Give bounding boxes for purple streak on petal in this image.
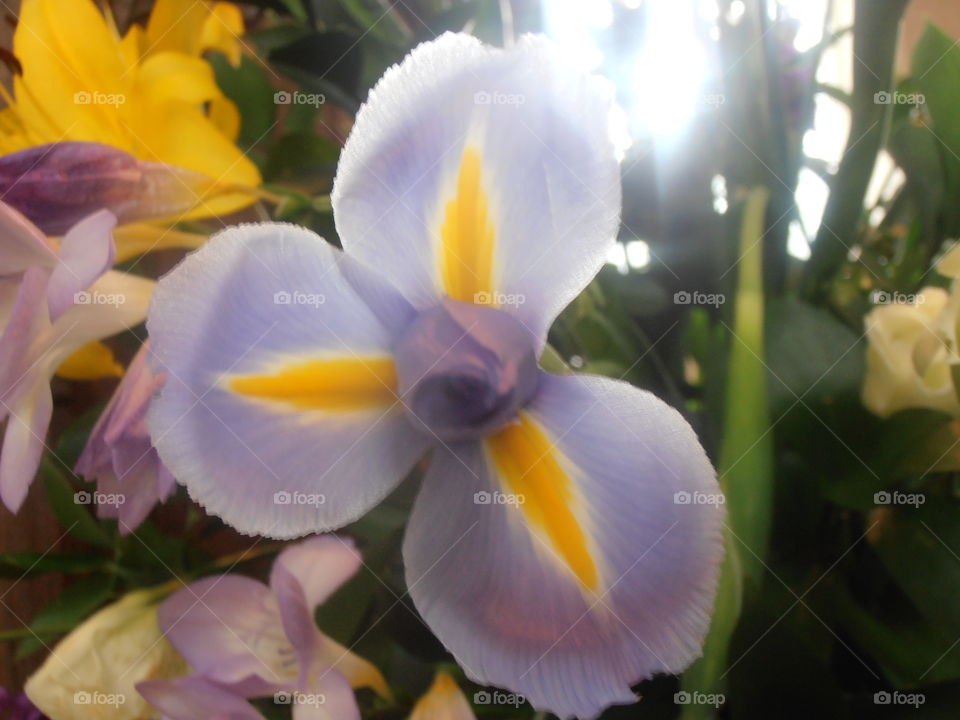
[0,202,57,276]
[76,342,173,533]
[394,297,539,442]
[46,210,116,322]
[269,536,361,687]
[137,677,266,720]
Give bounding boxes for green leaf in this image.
[0,552,108,579]
[912,23,960,235]
[832,581,960,687]
[15,574,115,659]
[871,497,960,639]
[719,186,774,584]
[209,54,278,151]
[40,457,111,548]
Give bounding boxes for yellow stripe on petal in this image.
[486,413,599,592]
[228,357,398,412]
[439,146,496,304]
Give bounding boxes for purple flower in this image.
[137,535,388,720]
[75,342,175,533]
[0,204,154,512]
[146,33,725,718]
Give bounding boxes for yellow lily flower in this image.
[1,0,260,218]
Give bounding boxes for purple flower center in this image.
[393,297,539,442]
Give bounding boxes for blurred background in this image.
[4,0,960,717]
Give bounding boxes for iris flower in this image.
[0,205,153,511]
[148,33,723,718]
[0,0,260,217]
[137,536,386,720]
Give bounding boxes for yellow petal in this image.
[201,3,245,67]
[55,341,123,380]
[136,51,223,105]
[209,95,241,142]
[14,0,130,145]
[145,0,209,57]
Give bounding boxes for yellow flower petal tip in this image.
[56,340,124,380]
[408,672,476,720]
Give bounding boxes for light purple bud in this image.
[393,298,539,442]
[0,142,214,235]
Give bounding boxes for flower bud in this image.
[0,142,220,234]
